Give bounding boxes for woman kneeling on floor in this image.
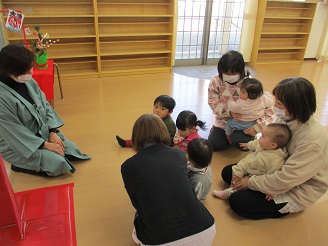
[0,44,90,177]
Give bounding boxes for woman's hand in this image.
[43,141,65,156]
[244,127,256,137]
[231,174,241,185]
[232,176,250,191]
[230,112,242,122]
[265,194,274,201]
[49,132,65,148]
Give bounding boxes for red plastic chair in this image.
[0,154,77,246]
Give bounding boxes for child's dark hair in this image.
[218,50,250,80]
[266,123,291,148]
[154,95,176,112]
[241,78,263,99]
[188,138,213,168]
[176,110,206,131]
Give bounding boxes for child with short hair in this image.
[213,123,291,200]
[187,138,213,201]
[116,95,176,147]
[226,78,274,144]
[173,110,206,152]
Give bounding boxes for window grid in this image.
[176,0,245,61]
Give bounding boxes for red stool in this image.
[0,155,77,246]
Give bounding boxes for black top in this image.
[121,143,214,245]
[0,72,34,104]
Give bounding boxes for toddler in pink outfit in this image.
[226,78,274,144]
[173,110,206,152]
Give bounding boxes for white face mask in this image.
[11,74,33,83]
[274,106,291,121]
[222,74,240,84]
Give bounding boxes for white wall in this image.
[305,2,328,58]
[239,0,258,62]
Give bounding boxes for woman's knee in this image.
[208,138,226,151]
[208,127,228,151]
[231,130,254,149]
[221,164,234,184]
[40,150,72,176]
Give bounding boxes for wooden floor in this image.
[5,60,328,245]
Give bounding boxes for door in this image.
[175,0,246,66]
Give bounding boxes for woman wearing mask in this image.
[0,44,90,177]
[220,77,328,219]
[208,50,275,150]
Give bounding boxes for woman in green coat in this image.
[0,44,90,177]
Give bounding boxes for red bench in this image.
[0,155,77,245]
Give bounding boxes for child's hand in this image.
[173,132,184,145]
[230,112,242,122]
[265,194,274,201]
[239,143,248,150]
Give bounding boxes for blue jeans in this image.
[225,119,256,136]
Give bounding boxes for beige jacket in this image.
[232,139,287,178]
[248,116,328,211]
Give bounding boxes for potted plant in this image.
[29,25,58,70]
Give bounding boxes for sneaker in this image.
[213,189,230,200]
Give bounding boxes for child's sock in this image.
[116,135,126,147]
[213,189,230,200]
[125,139,132,147]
